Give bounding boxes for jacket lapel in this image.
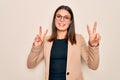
[66,41,72,72]
[44,40,53,77]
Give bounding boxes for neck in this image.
[57,30,67,39]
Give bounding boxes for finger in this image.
[87,25,91,36]
[96,33,101,41]
[39,26,42,35]
[95,33,101,41]
[93,22,97,33]
[35,35,40,42]
[43,29,48,39]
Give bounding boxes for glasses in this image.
[55,14,71,22]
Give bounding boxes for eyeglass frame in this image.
[55,14,71,22]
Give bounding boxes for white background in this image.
[0,0,120,80]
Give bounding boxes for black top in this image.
[49,39,68,80]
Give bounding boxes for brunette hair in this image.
[48,5,76,45]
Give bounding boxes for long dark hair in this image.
[48,5,76,45]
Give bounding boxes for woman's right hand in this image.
[33,26,48,47]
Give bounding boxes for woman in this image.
[27,5,101,80]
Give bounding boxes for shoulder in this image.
[44,35,51,42]
[75,34,86,44]
[75,34,84,40]
[46,35,51,40]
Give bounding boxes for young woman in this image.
[27,5,101,80]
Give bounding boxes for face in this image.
[55,9,72,32]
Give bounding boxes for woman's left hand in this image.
[87,22,101,47]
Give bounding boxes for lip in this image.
[58,23,65,26]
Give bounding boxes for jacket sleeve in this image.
[27,42,44,69]
[80,35,99,70]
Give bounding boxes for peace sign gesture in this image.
[33,26,48,47]
[87,22,101,47]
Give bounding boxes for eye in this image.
[56,15,61,18]
[64,16,70,20]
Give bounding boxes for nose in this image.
[60,17,64,21]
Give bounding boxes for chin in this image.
[58,29,66,31]
[57,27,68,31]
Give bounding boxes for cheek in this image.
[55,20,58,26]
[67,22,71,27]
[68,22,71,25]
[66,23,70,28]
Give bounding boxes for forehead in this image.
[56,9,71,16]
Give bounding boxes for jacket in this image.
[27,34,99,80]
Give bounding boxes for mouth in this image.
[58,23,65,27]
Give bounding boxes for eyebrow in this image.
[56,14,71,17]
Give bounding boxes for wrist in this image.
[88,41,99,47]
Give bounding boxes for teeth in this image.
[59,23,65,26]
